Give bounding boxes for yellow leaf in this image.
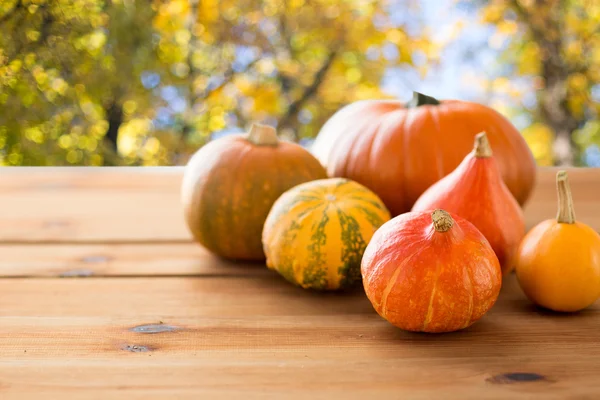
[90,154,103,166]
[568,73,588,91]
[492,77,510,91]
[567,94,585,118]
[289,0,305,9]
[208,114,225,131]
[386,29,406,45]
[522,123,554,166]
[497,21,518,35]
[252,86,281,114]
[25,127,44,144]
[257,59,276,75]
[565,40,583,59]
[517,42,541,75]
[481,4,504,23]
[66,149,82,164]
[123,100,137,115]
[58,135,72,149]
[345,68,362,84]
[144,137,161,155]
[51,78,68,95]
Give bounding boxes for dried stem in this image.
[556,170,576,224]
[246,124,279,146]
[473,132,492,158]
[432,209,454,232]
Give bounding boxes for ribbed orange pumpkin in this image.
[361,209,502,333]
[181,124,327,261]
[312,92,536,215]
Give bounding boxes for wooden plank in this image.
[523,167,600,231]
[0,167,190,243]
[0,167,600,243]
[1,167,599,244]
[0,243,267,278]
[0,275,598,399]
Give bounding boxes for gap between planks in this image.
[0,275,598,399]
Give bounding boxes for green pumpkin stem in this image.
[406,91,441,108]
[247,123,279,146]
[556,170,576,224]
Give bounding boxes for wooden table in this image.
[0,167,599,399]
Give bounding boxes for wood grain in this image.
[0,167,190,243]
[1,167,599,244]
[0,167,599,399]
[0,275,598,399]
[0,243,267,278]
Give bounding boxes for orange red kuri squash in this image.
[181,123,327,261]
[412,132,525,274]
[311,92,536,215]
[361,209,502,333]
[515,171,600,312]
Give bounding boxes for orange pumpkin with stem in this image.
[312,92,536,215]
[361,209,502,333]
[181,123,327,261]
[412,132,525,274]
[515,171,600,312]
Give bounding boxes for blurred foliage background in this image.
[0,0,598,166]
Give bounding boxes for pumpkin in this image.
[181,123,327,261]
[412,132,525,275]
[361,209,502,333]
[262,178,391,290]
[515,171,600,312]
[311,92,536,215]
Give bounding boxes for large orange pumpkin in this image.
[311,92,536,215]
[181,124,327,261]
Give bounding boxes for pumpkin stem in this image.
[247,123,279,146]
[556,170,576,224]
[431,209,454,232]
[406,91,440,108]
[473,132,492,158]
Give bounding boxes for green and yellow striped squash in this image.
[262,178,391,290]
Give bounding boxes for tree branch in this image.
[510,0,584,165]
[180,57,259,139]
[278,49,338,138]
[509,0,546,45]
[38,6,54,45]
[5,2,51,62]
[194,58,259,105]
[103,100,124,153]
